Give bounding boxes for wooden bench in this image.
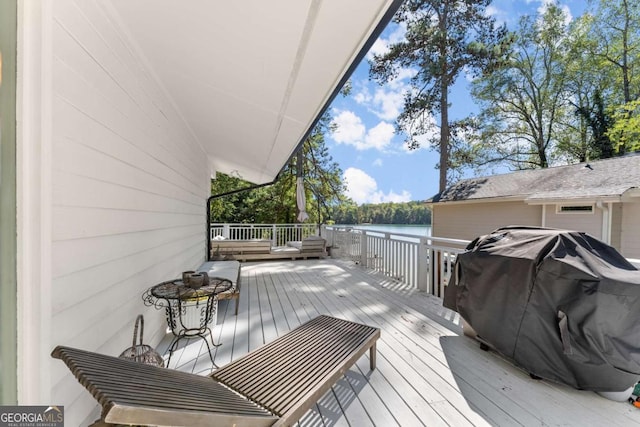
[197,260,241,315]
[210,237,327,262]
[211,239,272,259]
[52,315,379,427]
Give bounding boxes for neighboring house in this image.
[0,1,403,425]
[426,155,640,259]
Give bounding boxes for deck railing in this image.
[209,223,469,296]
[210,223,318,247]
[322,225,469,296]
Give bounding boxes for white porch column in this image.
[16,0,53,404]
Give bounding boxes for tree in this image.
[471,2,571,169]
[606,99,640,152]
[590,0,640,106]
[293,117,347,224]
[369,0,510,191]
[574,91,615,159]
[556,14,613,162]
[588,0,640,154]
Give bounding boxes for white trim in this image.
[594,201,612,245]
[541,204,546,227]
[426,195,527,206]
[527,196,621,205]
[596,201,609,243]
[607,202,613,244]
[16,0,52,404]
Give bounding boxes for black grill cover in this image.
[444,226,640,391]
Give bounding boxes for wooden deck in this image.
[157,259,640,427]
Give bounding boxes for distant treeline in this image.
[330,201,431,225]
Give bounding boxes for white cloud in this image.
[343,167,411,204]
[332,110,365,145]
[485,5,500,17]
[353,86,372,105]
[372,88,404,121]
[365,121,395,150]
[355,67,414,121]
[373,158,383,167]
[332,110,394,151]
[368,38,390,60]
[390,67,417,87]
[343,168,377,204]
[484,4,507,26]
[537,0,572,25]
[366,23,407,60]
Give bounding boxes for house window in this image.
[556,204,594,214]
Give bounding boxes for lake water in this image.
[333,224,431,237]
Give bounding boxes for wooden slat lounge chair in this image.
[52,315,380,427]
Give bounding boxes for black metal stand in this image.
[143,278,232,368]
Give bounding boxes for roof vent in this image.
[583,164,593,170]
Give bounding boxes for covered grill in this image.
[444,226,640,392]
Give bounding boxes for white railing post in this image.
[360,231,368,267]
[417,237,429,292]
[223,224,230,239]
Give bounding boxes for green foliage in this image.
[453,0,640,173]
[606,100,640,152]
[589,0,640,106]
[330,201,431,225]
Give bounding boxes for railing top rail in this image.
[325,226,423,240]
[426,236,470,246]
[211,223,316,227]
[324,225,470,247]
[425,244,467,254]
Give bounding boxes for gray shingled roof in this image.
[428,154,640,204]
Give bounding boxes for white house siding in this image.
[621,202,640,258]
[431,201,542,240]
[544,205,604,240]
[49,1,209,424]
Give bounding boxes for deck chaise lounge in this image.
[52,315,380,427]
[210,235,327,262]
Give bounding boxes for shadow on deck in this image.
[155,259,640,427]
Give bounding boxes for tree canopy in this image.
[330,201,431,225]
[367,0,640,184]
[369,0,510,190]
[470,3,571,169]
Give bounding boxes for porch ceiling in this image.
[107,0,402,184]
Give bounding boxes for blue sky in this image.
[325,0,587,204]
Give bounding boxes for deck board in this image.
[157,259,640,426]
